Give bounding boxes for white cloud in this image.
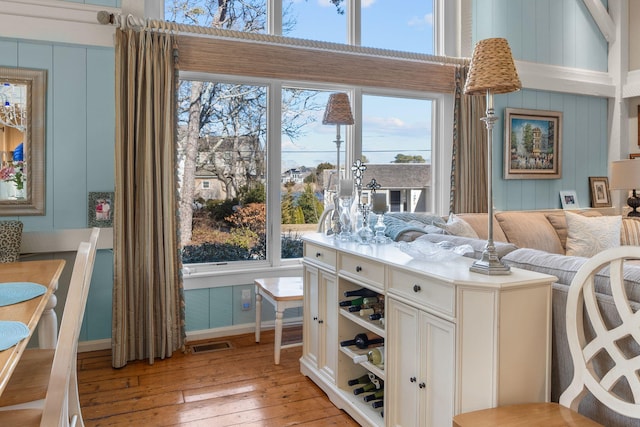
[408,12,433,28]
[362,0,376,7]
[317,0,332,7]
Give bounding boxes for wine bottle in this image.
[371,400,384,409]
[359,305,384,317]
[363,389,384,402]
[349,300,382,312]
[353,346,384,366]
[344,287,378,298]
[340,333,384,349]
[347,373,372,386]
[339,297,365,307]
[369,313,383,321]
[352,381,377,395]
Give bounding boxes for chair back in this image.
[559,246,640,419]
[0,220,23,262]
[39,241,91,426]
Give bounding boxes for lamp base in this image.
[627,194,640,217]
[470,246,511,275]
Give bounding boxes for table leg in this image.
[38,292,58,349]
[255,291,262,343]
[274,307,283,365]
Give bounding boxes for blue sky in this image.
[281,0,434,171]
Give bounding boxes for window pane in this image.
[177,80,268,264]
[281,89,338,253]
[283,0,347,43]
[362,0,434,54]
[361,95,432,213]
[165,0,268,33]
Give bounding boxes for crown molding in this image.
[0,0,117,47]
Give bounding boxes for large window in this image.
[165,0,438,269]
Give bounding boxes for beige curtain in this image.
[450,65,488,214]
[112,28,185,368]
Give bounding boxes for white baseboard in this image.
[76,317,303,353]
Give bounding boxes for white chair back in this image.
[40,241,91,426]
[559,245,640,419]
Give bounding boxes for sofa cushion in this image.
[621,217,640,246]
[455,213,508,242]
[544,210,602,251]
[565,212,621,258]
[436,213,478,239]
[502,247,640,302]
[417,233,518,260]
[495,211,565,254]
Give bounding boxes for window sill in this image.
[182,259,303,290]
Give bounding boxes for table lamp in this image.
[463,38,521,275]
[610,159,640,217]
[323,93,354,197]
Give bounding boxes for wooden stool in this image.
[254,277,303,364]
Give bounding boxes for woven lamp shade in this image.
[464,38,522,95]
[323,93,354,125]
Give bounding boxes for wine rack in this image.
[336,277,385,424]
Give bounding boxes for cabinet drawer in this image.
[339,253,384,288]
[304,243,336,269]
[388,268,455,317]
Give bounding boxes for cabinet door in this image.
[318,270,337,382]
[421,311,455,427]
[386,298,421,427]
[303,265,320,366]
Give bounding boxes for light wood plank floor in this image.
[78,329,359,426]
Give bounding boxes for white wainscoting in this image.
[20,227,113,254]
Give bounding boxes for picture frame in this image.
[588,177,611,208]
[630,153,640,159]
[560,190,579,209]
[504,108,562,179]
[88,192,113,228]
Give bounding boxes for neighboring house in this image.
[281,168,304,184]
[323,163,431,212]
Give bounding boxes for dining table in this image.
[0,259,65,396]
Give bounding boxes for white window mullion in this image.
[268,0,283,35]
[267,82,283,266]
[348,0,360,46]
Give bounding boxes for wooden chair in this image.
[0,228,99,426]
[453,246,640,426]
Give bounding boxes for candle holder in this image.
[357,204,374,244]
[338,196,353,241]
[373,213,387,244]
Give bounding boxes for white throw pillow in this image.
[565,211,621,257]
[439,213,479,239]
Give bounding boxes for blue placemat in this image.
[0,320,30,351]
[0,282,47,307]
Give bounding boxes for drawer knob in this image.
[318,319,324,324]
[419,382,426,389]
[316,252,322,257]
[313,316,318,321]
[413,284,421,292]
[410,377,416,383]
[356,265,362,272]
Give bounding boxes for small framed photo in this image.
[560,190,579,209]
[588,177,611,208]
[88,192,113,228]
[630,153,640,159]
[504,108,562,179]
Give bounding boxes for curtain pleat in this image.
[113,28,185,368]
[450,65,488,214]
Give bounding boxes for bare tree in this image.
[168,0,324,246]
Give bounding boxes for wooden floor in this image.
[77,329,359,426]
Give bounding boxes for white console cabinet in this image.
[300,233,556,427]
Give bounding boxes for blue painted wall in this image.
[473,0,610,210]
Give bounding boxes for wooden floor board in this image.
[78,330,359,427]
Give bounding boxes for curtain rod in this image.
[96,11,469,67]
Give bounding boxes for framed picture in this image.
[588,177,611,208]
[504,108,562,179]
[88,192,113,228]
[560,190,579,209]
[630,153,640,159]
